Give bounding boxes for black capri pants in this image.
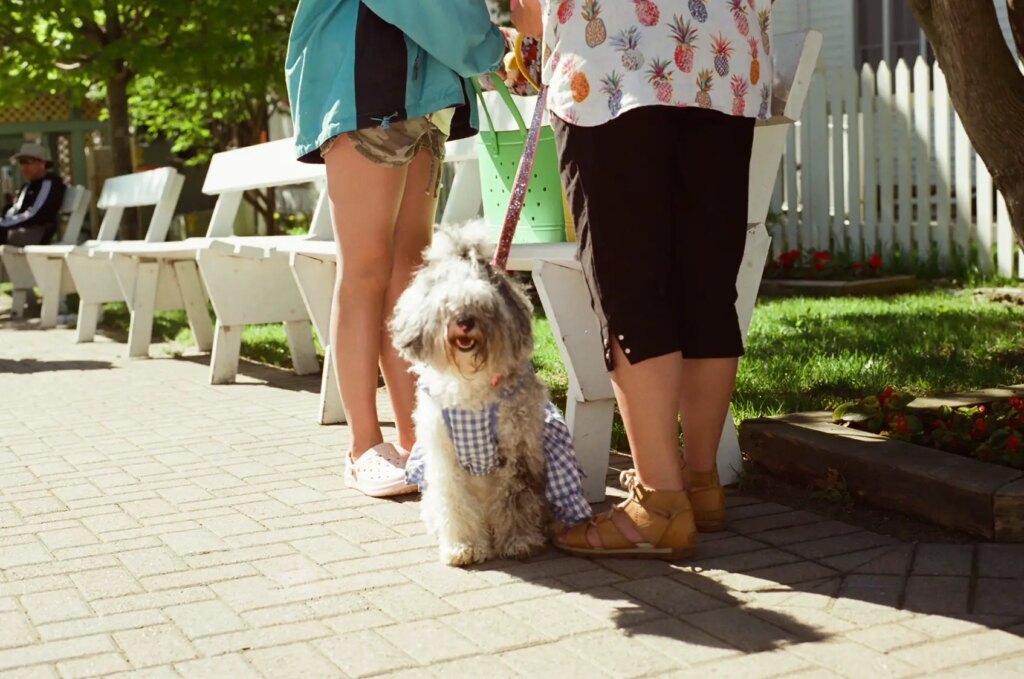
[553,106,756,370]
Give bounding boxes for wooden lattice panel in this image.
[0,95,102,124]
[56,135,72,184]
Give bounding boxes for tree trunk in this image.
[911,0,1024,247]
[1009,0,1024,61]
[106,68,138,238]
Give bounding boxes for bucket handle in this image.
[471,75,529,139]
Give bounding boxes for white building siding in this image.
[773,0,1016,74]
[772,0,855,73]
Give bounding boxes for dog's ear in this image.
[388,281,432,363]
[493,270,535,360]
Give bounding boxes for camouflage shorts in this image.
[320,116,448,196]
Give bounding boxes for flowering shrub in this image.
[833,387,1024,470]
[766,248,884,280]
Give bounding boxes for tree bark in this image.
[1009,0,1024,61]
[911,0,1024,247]
[106,67,138,237]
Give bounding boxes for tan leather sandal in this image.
[681,464,726,532]
[554,477,697,560]
[621,464,726,532]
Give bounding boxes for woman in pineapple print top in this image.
[513,1,774,560]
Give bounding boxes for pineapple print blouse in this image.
[541,0,775,127]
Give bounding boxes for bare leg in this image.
[609,339,685,492]
[379,148,436,452]
[678,357,739,474]
[324,136,407,458]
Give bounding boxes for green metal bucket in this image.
[473,78,566,244]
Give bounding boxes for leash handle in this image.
[492,85,548,272]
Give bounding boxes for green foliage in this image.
[129,1,293,164]
[0,1,292,165]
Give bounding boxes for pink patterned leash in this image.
[491,85,548,272]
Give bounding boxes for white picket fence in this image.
[771,57,1022,277]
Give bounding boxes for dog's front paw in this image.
[441,542,490,567]
[495,532,546,561]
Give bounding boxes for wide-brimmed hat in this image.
[10,142,51,164]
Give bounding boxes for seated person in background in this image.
[0,142,67,247]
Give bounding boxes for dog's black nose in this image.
[456,316,475,332]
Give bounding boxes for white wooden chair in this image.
[99,139,329,373]
[23,167,184,341]
[0,184,90,322]
[285,31,822,502]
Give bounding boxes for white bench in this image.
[286,31,821,501]
[0,184,90,322]
[102,139,330,374]
[24,167,184,341]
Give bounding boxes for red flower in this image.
[1009,434,1021,453]
[879,386,896,408]
[978,405,987,415]
[778,249,801,269]
[851,262,863,271]
[813,262,825,271]
[1010,397,1024,413]
[813,251,832,262]
[869,254,882,270]
[974,418,988,434]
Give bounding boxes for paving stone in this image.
[628,617,742,666]
[428,654,519,679]
[0,634,116,672]
[0,611,37,649]
[786,532,896,560]
[165,599,247,638]
[555,588,668,629]
[563,630,678,678]
[729,510,824,535]
[68,566,143,600]
[845,623,931,653]
[37,609,166,642]
[441,609,551,652]
[502,594,611,638]
[160,528,229,556]
[0,542,53,569]
[903,575,970,615]
[176,653,262,679]
[615,576,728,617]
[245,642,343,678]
[756,521,861,547]
[499,641,611,678]
[891,630,1024,671]
[977,544,1024,579]
[838,574,904,607]
[664,649,810,678]
[313,630,419,678]
[972,578,1024,616]
[928,655,1024,677]
[789,639,917,678]
[688,548,803,574]
[684,605,804,652]
[913,544,974,576]
[377,619,478,663]
[118,546,188,578]
[55,652,132,678]
[362,583,457,622]
[19,590,92,626]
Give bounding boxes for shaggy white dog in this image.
[389,225,568,567]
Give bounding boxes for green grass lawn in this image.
[735,290,1024,422]
[93,289,1023,431]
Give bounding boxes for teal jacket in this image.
[286,0,505,163]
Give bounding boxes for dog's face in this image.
[389,225,534,378]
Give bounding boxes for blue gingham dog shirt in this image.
[406,400,592,526]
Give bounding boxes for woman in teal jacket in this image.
[287,0,504,496]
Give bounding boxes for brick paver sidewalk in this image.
[1,320,1023,678]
